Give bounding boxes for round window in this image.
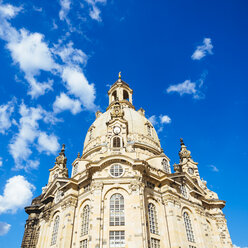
[109,164,124,178]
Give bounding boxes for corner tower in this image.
[22,74,233,248]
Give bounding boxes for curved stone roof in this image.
[83,105,161,155]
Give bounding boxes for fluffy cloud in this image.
[0,175,35,214]
[167,72,207,99]
[61,67,96,110]
[59,0,71,22]
[0,2,56,98]
[148,115,158,126]
[0,157,2,167]
[0,4,56,98]
[148,114,171,132]
[0,222,11,236]
[53,41,87,66]
[9,103,59,170]
[53,93,82,114]
[160,115,171,124]
[191,38,213,60]
[0,2,97,112]
[0,3,22,19]
[209,164,219,172]
[167,80,196,96]
[37,132,60,155]
[7,30,56,98]
[0,100,15,134]
[85,0,106,22]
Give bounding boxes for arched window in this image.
[112,91,117,101]
[81,205,90,236]
[161,159,170,173]
[148,203,159,234]
[123,90,129,101]
[51,215,60,245]
[180,185,187,198]
[54,190,63,204]
[113,137,121,148]
[147,125,152,136]
[110,193,125,226]
[89,129,93,141]
[80,239,88,248]
[183,212,195,242]
[73,164,78,176]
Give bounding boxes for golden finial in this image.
[118,71,121,79]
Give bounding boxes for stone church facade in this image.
[22,75,233,248]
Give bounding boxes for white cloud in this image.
[148,114,171,132]
[0,3,56,98]
[7,29,56,98]
[0,3,22,19]
[89,5,101,21]
[159,115,171,124]
[0,222,11,236]
[33,6,42,12]
[37,132,59,155]
[85,0,106,22]
[9,103,59,170]
[0,100,15,134]
[167,71,208,100]
[191,38,213,60]
[0,175,35,214]
[0,157,2,167]
[167,80,196,96]
[0,2,97,112]
[53,41,87,66]
[62,67,96,110]
[59,0,71,22]
[53,93,82,114]
[233,245,248,248]
[148,115,158,126]
[7,30,55,73]
[209,164,219,172]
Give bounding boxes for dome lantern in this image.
[108,72,133,107]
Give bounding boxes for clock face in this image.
[113,126,121,134]
[188,168,194,175]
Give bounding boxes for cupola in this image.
[108,72,133,108]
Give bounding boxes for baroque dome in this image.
[82,77,162,159]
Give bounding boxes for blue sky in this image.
[0,0,247,247]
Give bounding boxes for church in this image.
[21,74,233,248]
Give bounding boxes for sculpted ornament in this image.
[179,138,191,160]
[55,144,67,167]
[110,102,124,119]
[61,197,77,209]
[92,181,104,190]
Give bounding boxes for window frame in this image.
[148,203,159,235]
[150,237,160,248]
[109,164,124,178]
[81,205,90,236]
[109,193,125,226]
[112,136,121,148]
[161,158,170,173]
[80,239,88,248]
[109,230,125,248]
[183,211,195,243]
[51,215,60,246]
